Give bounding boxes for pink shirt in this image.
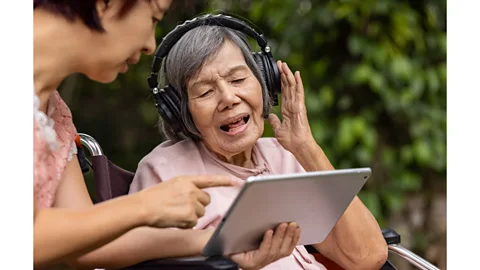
[129,138,326,270]
[34,91,77,209]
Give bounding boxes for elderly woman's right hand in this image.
[136,175,233,229]
[230,222,301,270]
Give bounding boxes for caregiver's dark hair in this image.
[33,0,137,32]
[158,25,272,141]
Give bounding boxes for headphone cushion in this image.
[253,52,267,86]
[253,52,280,105]
[159,86,184,134]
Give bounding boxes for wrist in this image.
[126,192,153,227]
[294,139,334,171]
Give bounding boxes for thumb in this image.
[267,113,281,133]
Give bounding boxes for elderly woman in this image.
[130,23,388,270]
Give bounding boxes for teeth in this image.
[227,116,243,125]
[232,118,241,123]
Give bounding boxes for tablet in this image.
[202,168,371,256]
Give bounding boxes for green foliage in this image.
[61,0,445,266]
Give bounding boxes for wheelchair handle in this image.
[388,244,439,270]
[78,133,104,156]
[382,229,439,270]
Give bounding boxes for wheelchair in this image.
[76,133,440,270]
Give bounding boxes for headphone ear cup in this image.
[158,86,185,134]
[253,52,281,106]
[253,52,265,75]
[265,54,281,105]
[155,90,179,134]
[253,52,268,89]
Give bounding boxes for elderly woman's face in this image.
[187,40,265,158]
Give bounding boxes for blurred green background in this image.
[59,0,446,269]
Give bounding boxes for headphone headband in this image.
[148,14,270,89]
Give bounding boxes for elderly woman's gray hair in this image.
[159,25,272,141]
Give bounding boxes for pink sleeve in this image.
[257,138,306,174]
[130,139,208,194]
[130,158,228,228]
[34,115,51,207]
[49,91,78,161]
[34,92,78,208]
[129,158,164,194]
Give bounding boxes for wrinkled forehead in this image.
[187,40,250,87]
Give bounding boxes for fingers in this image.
[190,175,233,189]
[294,71,305,99]
[268,223,288,261]
[195,200,206,219]
[282,62,297,88]
[279,222,300,255]
[276,60,283,74]
[290,227,301,251]
[277,61,304,102]
[194,188,211,206]
[267,113,281,133]
[280,72,291,101]
[176,215,198,229]
[294,70,302,85]
[258,229,274,253]
[277,60,291,101]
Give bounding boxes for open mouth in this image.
[220,115,250,133]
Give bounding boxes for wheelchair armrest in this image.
[121,256,238,270]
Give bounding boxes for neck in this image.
[205,143,255,169]
[33,9,86,112]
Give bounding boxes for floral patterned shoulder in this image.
[33,91,78,208]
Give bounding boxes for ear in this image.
[95,0,110,20]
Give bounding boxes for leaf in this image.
[426,69,441,93]
[390,56,413,80]
[356,146,373,165]
[413,140,433,166]
[400,146,414,164]
[351,63,373,84]
[337,117,355,151]
[369,72,386,92]
[399,172,422,191]
[383,193,405,213]
[305,90,322,114]
[319,85,334,107]
[348,34,365,56]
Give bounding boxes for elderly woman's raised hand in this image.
[229,222,301,270]
[135,175,233,229]
[268,61,316,155]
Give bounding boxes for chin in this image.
[86,71,118,84]
[217,132,261,155]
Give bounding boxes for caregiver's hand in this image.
[135,175,233,229]
[230,222,301,270]
[268,61,316,154]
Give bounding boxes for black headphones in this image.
[147,13,281,135]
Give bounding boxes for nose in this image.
[142,30,156,55]
[218,81,241,111]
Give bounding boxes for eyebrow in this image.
[191,65,249,88]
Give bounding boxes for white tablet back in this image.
[202,168,371,256]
